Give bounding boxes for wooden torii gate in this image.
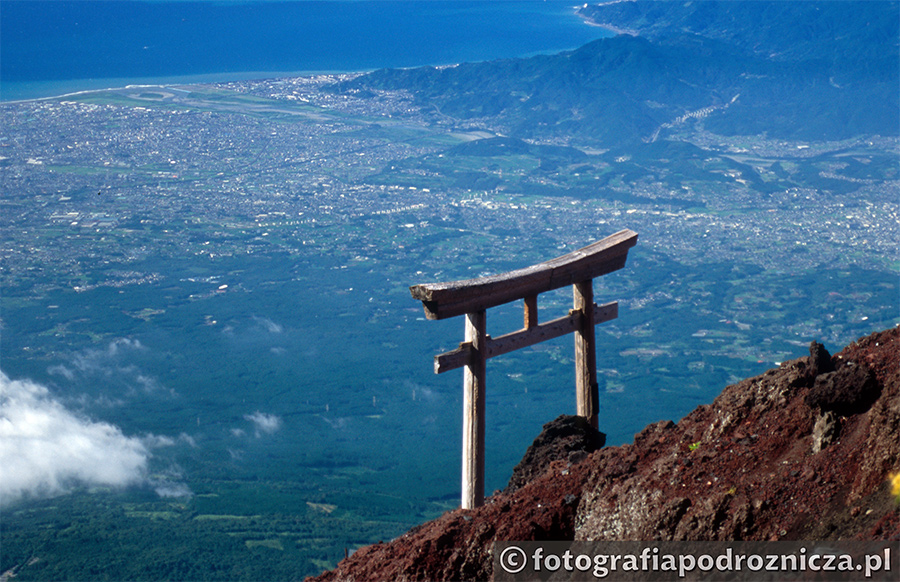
[409,229,638,509]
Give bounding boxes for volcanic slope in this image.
[311,327,899,581]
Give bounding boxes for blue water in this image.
[0,1,610,101]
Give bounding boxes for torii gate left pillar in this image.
[462,310,486,508]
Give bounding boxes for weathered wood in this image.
[574,280,599,429]
[434,342,473,374]
[492,301,616,361]
[491,310,580,360]
[433,302,618,374]
[411,232,637,509]
[461,310,486,510]
[410,229,637,320]
[524,294,538,329]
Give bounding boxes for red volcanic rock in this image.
[576,328,899,542]
[309,328,899,582]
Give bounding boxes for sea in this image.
[0,0,611,102]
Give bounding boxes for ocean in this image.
[0,0,611,102]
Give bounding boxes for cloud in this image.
[0,371,149,505]
[70,338,146,375]
[47,364,75,381]
[141,432,196,450]
[153,482,193,498]
[46,338,175,401]
[148,466,192,499]
[178,433,198,448]
[243,411,282,437]
[319,416,347,430]
[142,434,176,448]
[404,380,438,402]
[253,316,283,334]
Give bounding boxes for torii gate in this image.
[409,229,638,509]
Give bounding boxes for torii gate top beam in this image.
[409,229,638,320]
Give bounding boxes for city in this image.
[2,76,896,294]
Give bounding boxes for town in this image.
[2,76,896,294]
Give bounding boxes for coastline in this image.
[2,3,611,104]
[0,69,362,105]
[574,5,639,36]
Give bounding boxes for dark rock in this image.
[785,358,818,389]
[809,341,835,375]
[805,363,881,416]
[505,414,605,494]
[654,497,692,537]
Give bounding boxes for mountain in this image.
[310,327,899,581]
[333,1,898,147]
[579,0,898,68]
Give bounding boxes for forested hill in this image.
[334,0,899,148]
[580,0,898,68]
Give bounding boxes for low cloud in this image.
[68,338,146,376]
[178,433,198,448]
[148,466,193,499]
[47,338,175,400]
[154,482,193,498]
[243,411,282,437]
[404,380,438,403]
[253,316,283,334]
[0,371,149,504]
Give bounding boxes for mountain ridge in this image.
[333,1,898,147]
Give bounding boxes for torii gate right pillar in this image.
[574,280,599,429]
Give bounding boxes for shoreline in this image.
[3,4,610,105]
[574,4,639,36]
[0,69,363,105]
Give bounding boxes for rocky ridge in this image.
[311,328,899,581]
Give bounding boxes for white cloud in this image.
[404,380,438,402]
[0,371,149,504]
[153,482,193,498]
[142,434,176,448]
[71,338,146,374]
[253,316,283,334]
[148,466,192,499]
[46,338,174,401]
[243,411,282,437]
[47,364,75,381]
[178,433,198,448]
